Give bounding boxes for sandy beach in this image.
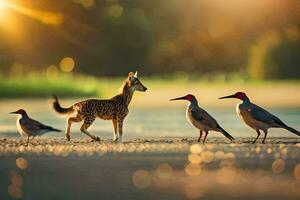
[0,137,300,200]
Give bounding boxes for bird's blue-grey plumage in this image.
[171,94,235,143]
[247,103,299,135]
[247,104,285,126]
[12,109,61,144]
[220,92,300,143]
[19,116,61,135]
[188,102,235,142]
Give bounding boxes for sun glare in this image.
[8,3,63,26]
[0,0,63,26]
[0,0,8,9]
[0,0,11,25]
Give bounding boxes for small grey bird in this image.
[10,109,61,144]
[219,92,300,143]
[170,94,235,143]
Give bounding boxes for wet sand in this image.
[0,137,300,200]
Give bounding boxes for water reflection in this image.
[128,141,300,199]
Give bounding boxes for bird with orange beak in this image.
[170,94,235,143]
[219,92,300,143]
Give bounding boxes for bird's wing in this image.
[27,118,53,131]
[190,108,204,121]
[248,104,287,127]
[191,107,218,128]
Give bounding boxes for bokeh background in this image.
[0,0,299,78]
[0,3,300,199]
[0,0,299,138]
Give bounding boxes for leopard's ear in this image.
[128,72,135,78]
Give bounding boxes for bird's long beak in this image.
[170,96,186,101]
[10,111,17,114]
[219,94,236,99]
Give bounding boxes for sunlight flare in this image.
[0,0,8,9]
[0,0,63,26]
[0,0,10,21]
[7,3,63,25]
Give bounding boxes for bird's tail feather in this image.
[285,126,300,136]
[217,125,235,141]
[49,127,61,132]
[52,95,74,115]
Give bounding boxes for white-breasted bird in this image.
[170,94,235,143]
[219,92,300,143]
[10,109,61,144]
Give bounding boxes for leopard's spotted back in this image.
[72,95,129,121]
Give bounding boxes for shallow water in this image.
[1,99,300,200]
[0,99,299,140]
[0,138,300,200]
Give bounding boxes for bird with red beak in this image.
[219,92,300,143]
[170,94,235,143]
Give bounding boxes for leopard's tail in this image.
[52,95,74,115]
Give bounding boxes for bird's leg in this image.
[202,131,208,144]
[26,136,30,145]
[252,130,261,144]
[198,130,203,142]
[262,130,268,144]
[31,136,35,144]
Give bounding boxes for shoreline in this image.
[0,137,299,155]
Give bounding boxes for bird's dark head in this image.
[234,92,248,100]
[219,92,248,101]
[170,94,196,102]
[10,109,27,115]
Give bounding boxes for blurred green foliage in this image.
[0,0,299,79]
[0,74,98,98]
[0,73,299,98]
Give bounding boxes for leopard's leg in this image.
[112,119,118,141]
[80,116,100,141]
[66,116,82,141]
[117,118,124,143]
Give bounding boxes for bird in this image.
[219,92,300,143]
[170,94,235,143]
[10,109,61,144]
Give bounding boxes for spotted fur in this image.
[53,72,147,142]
